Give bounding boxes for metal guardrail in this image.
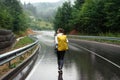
[68,35,120,41]
[0,40,39,66]
[0,37,39,80]
[1,44,40,80]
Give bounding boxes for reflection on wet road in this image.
[26,31,120,80]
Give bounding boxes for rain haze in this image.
[20,0,61,3]
[0,0,120,80]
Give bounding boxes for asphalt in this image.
[25,31,120,80]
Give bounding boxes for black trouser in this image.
[57,51,65,70]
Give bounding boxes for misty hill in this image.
[23,0,74,22]
[32,1,63,21]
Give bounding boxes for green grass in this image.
[82,38,120,45]
[69,36,120,45]
[37,21,53,30]
[13,36,34,49]
[98,33,120,37]
[77,33,120,37]
[69,32,120,45]
[30,20,53,30]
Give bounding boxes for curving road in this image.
[25,31,120,80]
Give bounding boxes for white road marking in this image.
[25,49,46,80]
[71,43,120,69]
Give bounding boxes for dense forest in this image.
[0,0,28,33]
[54,0,120,35]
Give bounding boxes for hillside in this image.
[32,1,63,21]
[23,0,75,22]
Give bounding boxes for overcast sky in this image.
[20,0,61,3]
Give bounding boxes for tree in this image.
[0,1,13,30]
[54,0,120,34]
[2,0,28,32]
[75,0,105,34]
[103,0,120,33]
[54,1,72,33]
[69,0,85,32]
[74,0,84,9]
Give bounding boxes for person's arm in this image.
[66,38,69,43]
[55,35,58,48]
[66,36,69,51]
[66,35,69,43]
[55,36,58,44]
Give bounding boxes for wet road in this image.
[26,31,120,80]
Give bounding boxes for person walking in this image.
[55,28,69,73]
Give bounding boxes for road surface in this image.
[26,31,120,80]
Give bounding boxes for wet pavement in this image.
[25,31,120,80]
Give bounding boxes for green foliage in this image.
[0,2,13,29]
[0,0,28,33]
[54,0,120,35]
[13,37,34,49]
[74,0,84,9]
[54,1,72,33]
[103,0,120,33]
[29,19,53,30]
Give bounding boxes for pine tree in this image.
[2,0,27,32]
[54,1,72,33]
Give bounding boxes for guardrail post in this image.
[8,61,11,69]
[20,55,24,61]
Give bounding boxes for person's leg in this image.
[57,51,61,70]
[59,51,65,70]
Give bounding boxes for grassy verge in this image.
[69,36,120,45]
[30,20,53,30]
[69,32,120,45]
[98,33,120,37]
[13,36,34,49]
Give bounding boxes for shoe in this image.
[58,70,62,74]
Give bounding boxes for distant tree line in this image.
[54,0,120,34]
[23,2,61,22]
[0,0,28,33]
[23,3,37,18]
